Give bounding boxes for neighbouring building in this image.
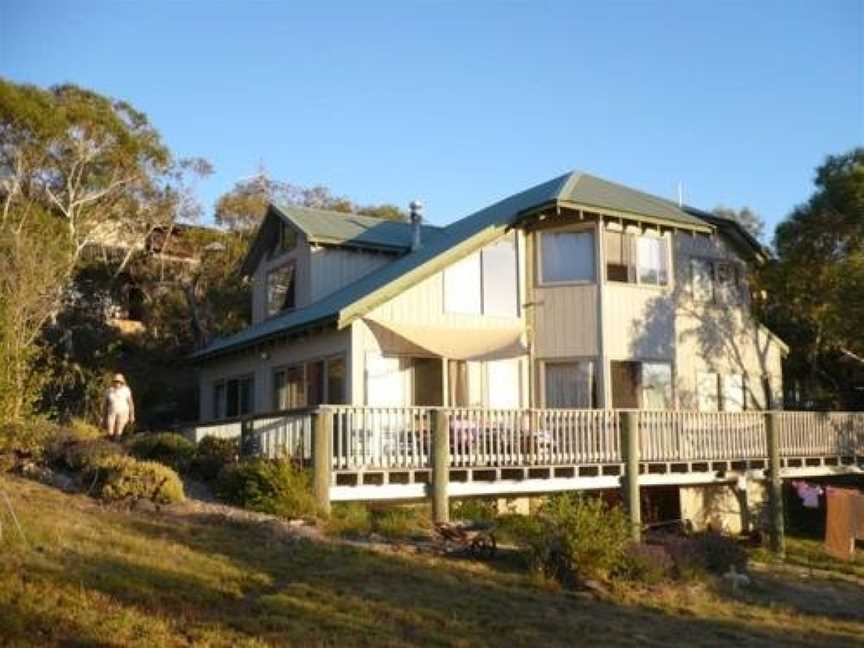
[191,171,787,421]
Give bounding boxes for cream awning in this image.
[363,318,527,361]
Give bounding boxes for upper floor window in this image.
[605,230,669,286]
[444,234,519,317]
[691,258,744,303]
[267,261,296,316]
[539,230,595,284]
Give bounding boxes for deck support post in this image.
[765,411,785,557]
[312,408,332,517]
[433,409,450,524]
[621,410,641,543]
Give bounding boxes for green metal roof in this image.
[193,171,720,361]
[272,203,444,251]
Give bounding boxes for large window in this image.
[267,262,296,316]
[213,375,254,419]
[722,373,745,412]
[545,361,595,408]
[540,230,595,284]
[482,236,519,316]
[326,357,347,405]
[697,371,720,412]
[606,230,669,286]
[611,360,673,409]
[444,253,482,315]
[444,234,519,317]
[273,365,305,410]
[487,358,521,409]
[691,258,744,303]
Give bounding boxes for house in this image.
[191,171,787,422]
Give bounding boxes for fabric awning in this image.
[363,318,527,361]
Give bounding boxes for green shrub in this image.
[619,543,672,585]
[128,432,196,472]
[68,418,102,442]
[650,532,748,579]
[326,502,373,537]
[84,455,184,505]
[61,438,126,472]
[0,419,61,471]
[512,494,631,584]
[216,458,318,519]
[190,436,239,481]
[451,498,497,523]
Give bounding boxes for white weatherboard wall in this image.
[349,231,530,406]
[197,328,349,421]
[673,233,784,409]
[309,246,393,304]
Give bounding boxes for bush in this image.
[649,531,748,579]
[68,418,102,441]
[619,543,673,585]
[452,498,497,523]
[128,432,196,473]
[190,435,239,481]
[0,419,61,471]
[512,494,631,584]
[60,438,126,472]
[84,455,184,505]
[216,458,318,519]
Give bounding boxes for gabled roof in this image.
[193,171,728,361]
[240,204,443,275]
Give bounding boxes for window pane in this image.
[605,231,635,283]
[444,253,482,314]
[697,371,719,411]
[239,377,253,415]
[267,263,296,316]
[482,236,518,317]
[274,366,305,409]
[691,259,714,301]
[722,374,745,411]
[413,357,443,406]
[326,357,347,405]
[637,236,669,286]
[306,361,324,406]
[611,361,641,408]
[213,383,225,419]
[226,379,239,417]
[487,359,520,409]
[367,353,405,406]
[545,361,594,408]
[641,363,672,409]
[541,231,595,283]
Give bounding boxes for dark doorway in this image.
[611,361,640,408]
[413,358,443,406]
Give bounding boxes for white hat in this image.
[112,373,126,385]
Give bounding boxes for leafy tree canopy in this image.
[711,205,766,242]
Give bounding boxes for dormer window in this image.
[280,223,297,253]
[267,261,296,316]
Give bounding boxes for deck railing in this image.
[183,407,864,471]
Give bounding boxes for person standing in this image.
[104,373,135,438]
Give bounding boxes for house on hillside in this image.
[191,172,787,421]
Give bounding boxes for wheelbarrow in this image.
[434,520,497,560]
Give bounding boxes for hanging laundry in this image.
[791,480,824,509]
[825,487,857,561]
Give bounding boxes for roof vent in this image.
[409,200,423,251]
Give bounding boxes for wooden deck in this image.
[183,407,864,502]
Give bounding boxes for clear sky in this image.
[2,0,862,235]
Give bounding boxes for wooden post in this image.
[312,409,332,517]
[433,409,450,524]
[765,411,785,557]
[621,410,641,543]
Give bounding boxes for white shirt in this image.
[106,385,133,415]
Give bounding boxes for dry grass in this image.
[1,474,863,647]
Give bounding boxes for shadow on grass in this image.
[96,509,861,647]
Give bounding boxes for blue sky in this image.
[2,1,862,235]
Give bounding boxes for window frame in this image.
[537,227,597,287]
[542,358,597,409]
[265,259,297,318]
[690,256,746,304]
[443,232,521,318]
[604,227,671,288]
[213,373,255,420]
[272,363,306,411]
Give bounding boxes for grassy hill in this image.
[1,475,863,647]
